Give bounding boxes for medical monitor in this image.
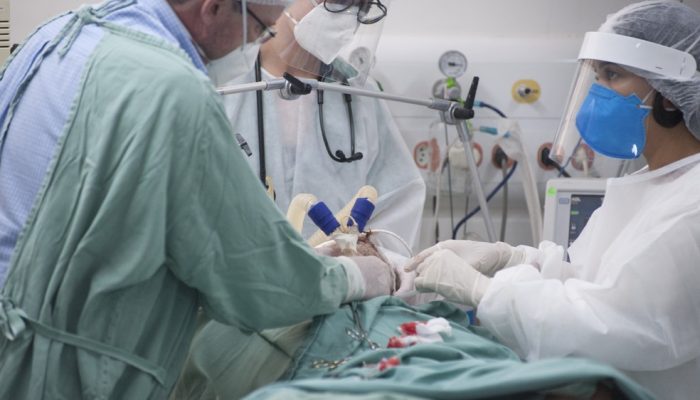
[542,178,607,249]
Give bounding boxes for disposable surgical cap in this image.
[599,0,700,139]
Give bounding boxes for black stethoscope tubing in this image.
[253,53,362,187]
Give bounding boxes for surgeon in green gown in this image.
[0,0,393,398]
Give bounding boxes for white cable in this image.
[429,120,445,242]
[574,146,590,177]
[432,159,443,240]
[316,230,412,260]
[316,239,336,248]
[369,229,414,258]
[433,137,463,242]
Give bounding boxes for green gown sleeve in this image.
[0,29,348,399]
[162,65,348,331]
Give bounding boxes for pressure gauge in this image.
[438,50,468,78]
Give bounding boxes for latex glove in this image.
[313,240,341,257]
[408,240,526,277]
[392,263,416,297]
[340,256,395,302]
[406,249,490,307]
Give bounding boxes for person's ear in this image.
[200,0,228,25]
[652,92,684,128]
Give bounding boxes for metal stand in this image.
[216,74,496,241]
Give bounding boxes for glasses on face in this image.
[243,4,277,41]
[321,0,387,24]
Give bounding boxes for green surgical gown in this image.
[0,29,347,399]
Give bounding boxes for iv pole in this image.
[216,74,498,242]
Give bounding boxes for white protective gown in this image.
[478,153,700,400]
[219,67,426,246]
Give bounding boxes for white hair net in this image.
[600,0,700,139]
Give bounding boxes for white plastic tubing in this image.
[497,120,543,245]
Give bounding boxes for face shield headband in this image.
[550,32,699,170]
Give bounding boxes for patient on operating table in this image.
[170,192,653,400]
[170,228,417,400]
[171,241,649,400]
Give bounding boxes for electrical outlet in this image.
[537,142,556,171]
[413,138,440,172]
[491,145,514,170]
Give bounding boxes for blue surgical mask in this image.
[575,83,652,159]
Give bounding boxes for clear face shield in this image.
[551,32,698,176]
[241,0,287,47]
[208,1,287,86]
[276,0,389,85]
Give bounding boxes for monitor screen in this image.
[567,194,604,246]
[543,178,607,250]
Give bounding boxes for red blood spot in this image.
[377,356,401,372]
[399,321,420,336]
[387,336,405,348]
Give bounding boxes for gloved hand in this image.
[405,249,490,307]
[340,256,395,302]
[409,240,526,277]
[313,240,341,257]
[392,263,416,297]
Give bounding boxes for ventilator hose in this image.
[451,162,518,240]
[286,194,318,233]
[307,186,378,247]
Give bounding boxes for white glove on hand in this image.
[409,240,526,277]
[313,241,340,257]
[392,263,415,297]
[405,249,490,307]
[340,256,395,302]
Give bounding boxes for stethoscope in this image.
[253,52,363,188]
